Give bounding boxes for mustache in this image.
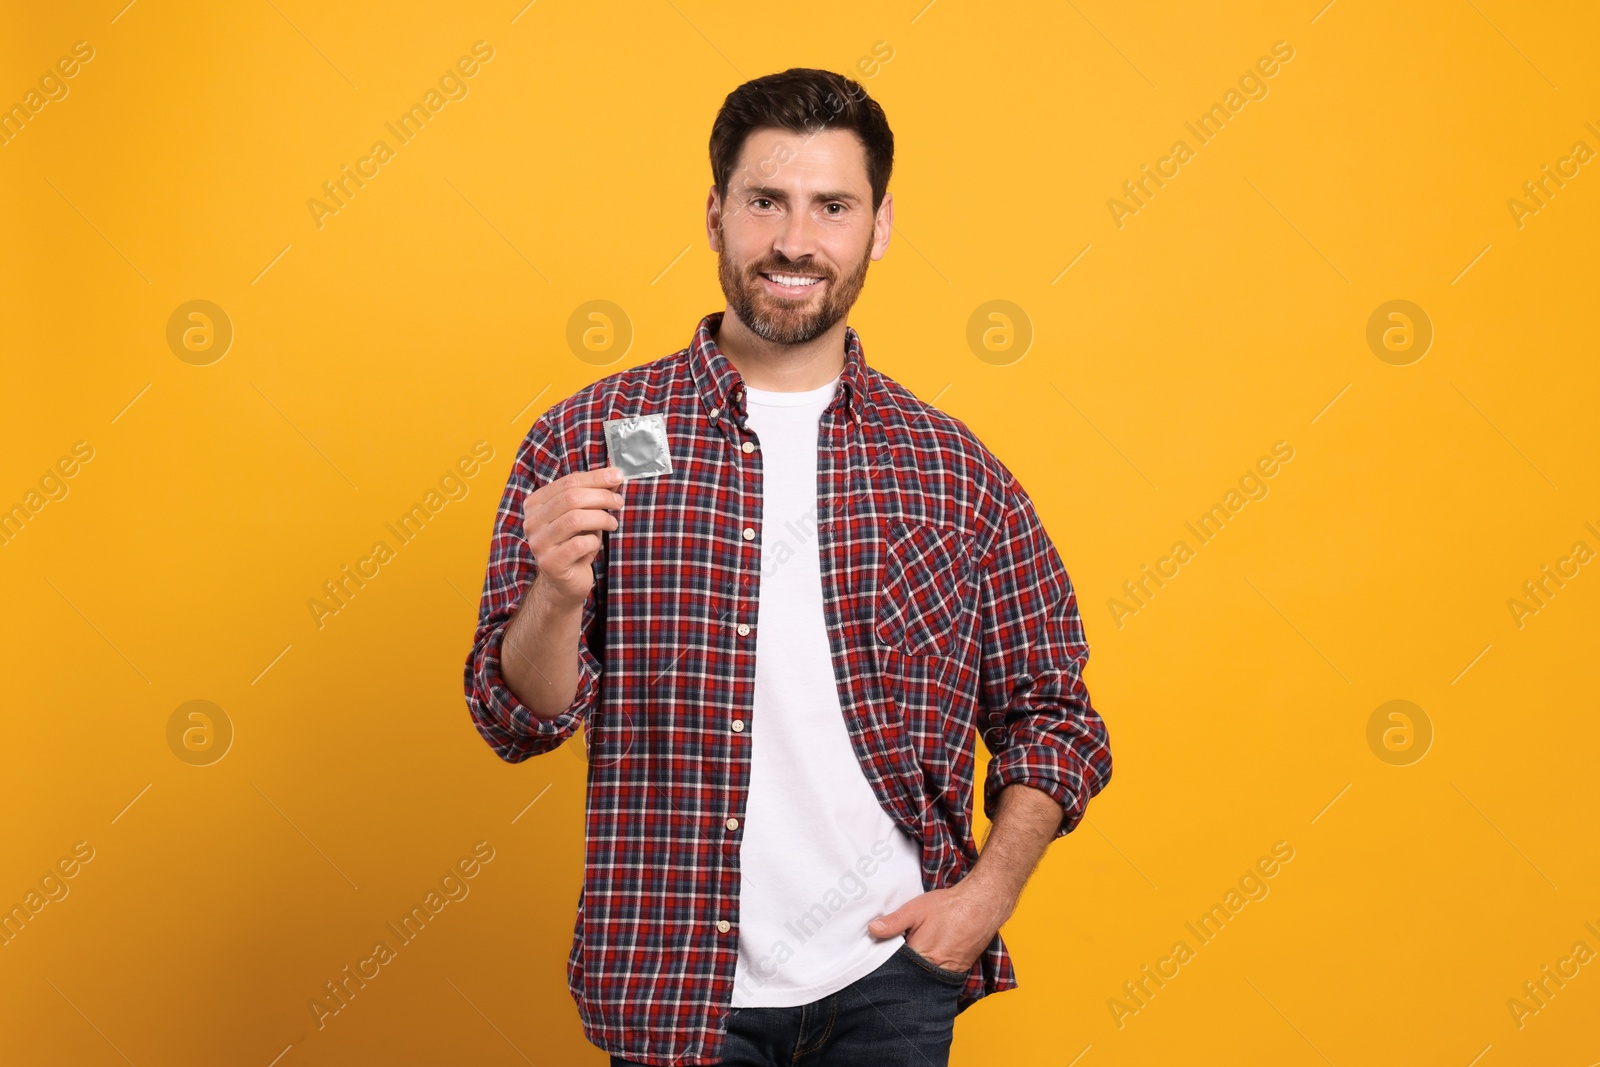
[750,260,831,279]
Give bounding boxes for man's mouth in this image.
[759,271,826,293]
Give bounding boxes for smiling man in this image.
[463,68,1112,1067]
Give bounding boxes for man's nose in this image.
[773,209,822,263]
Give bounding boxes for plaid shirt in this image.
[463,311,1112,1066]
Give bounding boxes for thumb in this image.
[868,903,913,939]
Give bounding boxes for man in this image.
[463,67,1112,1067]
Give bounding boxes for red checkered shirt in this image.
[463,310,1112,1065]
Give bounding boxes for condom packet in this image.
[603,413,673,479]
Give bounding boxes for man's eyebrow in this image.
[741,185,863,205]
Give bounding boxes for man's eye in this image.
[825,203,845,214]
[753,198,773,209]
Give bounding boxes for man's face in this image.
[709,126,892,345]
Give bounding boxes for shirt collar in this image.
[689,310,869,429]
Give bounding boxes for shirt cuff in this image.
[476,620,598,759]
[982,743,1093,840]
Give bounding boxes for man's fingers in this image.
[529,533,603,577]
[530,466,626,505]
[524,486,625,531]
[525,505,620,560]
[548,505,621,541]
[523,469,627,526]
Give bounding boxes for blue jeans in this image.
[609,941,967,1066]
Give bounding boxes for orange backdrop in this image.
[2,1,1597,1064]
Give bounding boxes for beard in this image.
[716,220,874,346]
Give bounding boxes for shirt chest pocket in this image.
[873,521,974,659]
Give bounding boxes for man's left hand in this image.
[867,876,1014,973]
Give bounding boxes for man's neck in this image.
[713,307,847,392]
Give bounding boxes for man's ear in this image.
[706,185,724,250]
[871,191,894,260]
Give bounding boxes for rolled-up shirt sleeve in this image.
[976,466,1112,839]
[463,415,604,763]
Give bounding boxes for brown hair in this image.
[709,68,894,214]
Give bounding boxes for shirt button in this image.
[741,441,755,454]
[742,527,756,541]
[710,407,721,420]
[731,719,745,733]
[717,919,731,933]
[726,817,740,830]
[737,623,750,636]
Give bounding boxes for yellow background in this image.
[3,0,1597,1063]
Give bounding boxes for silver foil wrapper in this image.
[603,413,673,479]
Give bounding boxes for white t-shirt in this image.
[730,373,927,1008]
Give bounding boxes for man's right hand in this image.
[521,466,627,608]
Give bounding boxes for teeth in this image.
[766,273,821,287]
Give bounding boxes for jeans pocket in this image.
[897,942,969,986]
